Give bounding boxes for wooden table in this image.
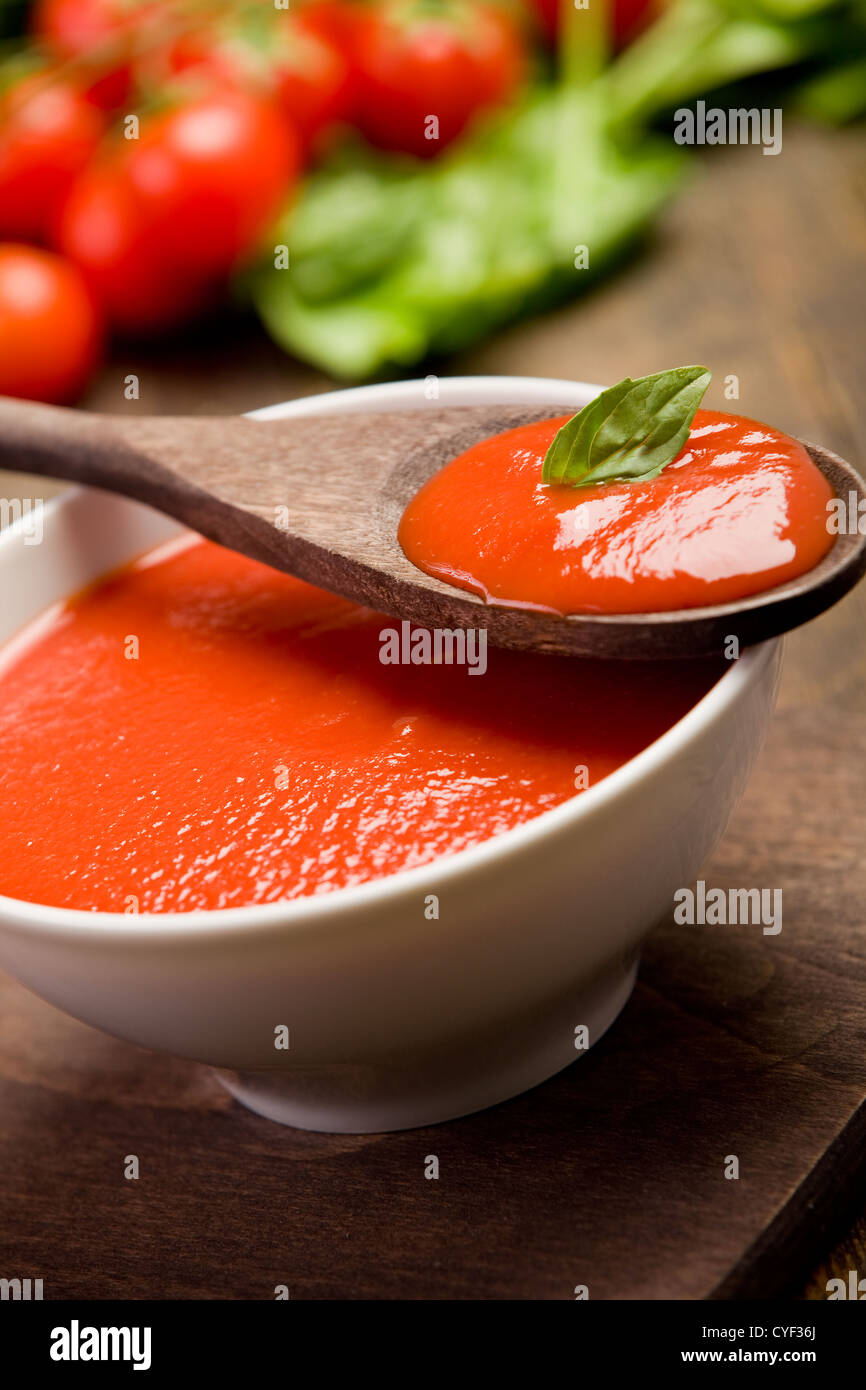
[1,123,864,1299]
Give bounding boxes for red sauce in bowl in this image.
[0,537,724,914]
[398,411,835,613]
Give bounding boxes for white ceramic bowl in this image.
[0,377,782,1132]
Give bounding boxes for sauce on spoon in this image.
[398,411,835,614]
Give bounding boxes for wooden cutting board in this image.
[0,578,863,1300]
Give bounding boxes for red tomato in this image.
[32,0,137,53]
[151,14,352,157]
[291,1,366,115]
[273,16,354,150]
[120,90,300,276]
[0,243,103,402]
[0,77,103,242]
[296,0,365,51]
[29,0,157,108]
[353,0,525,158]
[56,161,215,335]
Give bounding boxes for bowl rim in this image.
[0,374,778,940]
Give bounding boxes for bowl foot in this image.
[213,954,639,1133]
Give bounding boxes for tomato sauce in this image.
[398,411,835,613]
[0,537,723,914]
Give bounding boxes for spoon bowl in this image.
[1,382,862,659]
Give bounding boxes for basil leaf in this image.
[541,365,712,488]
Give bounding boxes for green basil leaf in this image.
[541,365,712,488]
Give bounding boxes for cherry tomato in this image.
[0,76,103,242]
[0,243,103,403]
[120,89,300,276]
[152,14,352,158]
[287,2,366,121]
[353,0,525,158]
[273,16,354,151]
[296,0,365,52]
[29,0,158,108]
[32,0,138,54]
[56,161,215,335]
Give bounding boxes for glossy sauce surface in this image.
[0,537,724,913]
[398,411,835,613]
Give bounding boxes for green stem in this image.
[559,0,611,89]
[604,0,726,131]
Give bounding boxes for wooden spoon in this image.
[1,395,864,660]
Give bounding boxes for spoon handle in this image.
[0,394,549,520]
[1,395,865,661]
[0,395,145,484]
[0,396,311,534]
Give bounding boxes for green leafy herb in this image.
[792,56,866,124]
[251,96,686,378]
[541,365,712,488]
[244,0,866,380]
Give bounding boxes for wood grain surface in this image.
[0,122,863,1299]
